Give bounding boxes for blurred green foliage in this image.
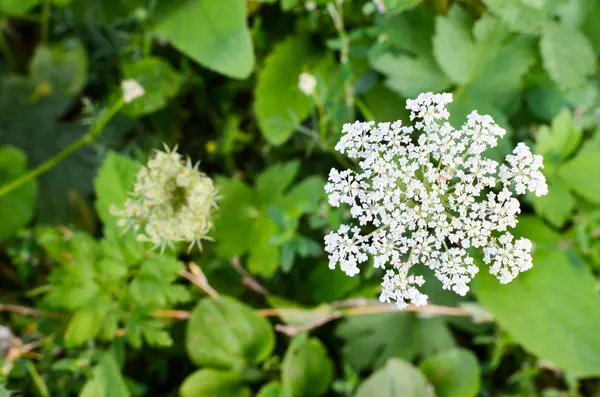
[0,0,599,396]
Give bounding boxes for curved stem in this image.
[0,98,125,198]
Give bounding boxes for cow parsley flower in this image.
[121,79,145,103]
[298,72,317,96]
[324,92,548,309]
[110,145,218,253]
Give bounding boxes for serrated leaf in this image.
[433,14,476,84]
[180,369,251,397]
[371,54,451,99]
[0,146,37,240]
[80,352,130,397]
[355,358,435,397]
[186,297,274,369]
[65,307,107,347]
[483,0,552,34]
[540,21,596,90]
[532,174,575,228]
[255,37,321,145]
[94,152,145,264]
[536,109,582,160]
[153,0,254,79]
[281,333,334,397]
[336,312,419,371]
[474,222,600,376]
[420,348,480,397]
[121,57,182,117]
[558,154,600,203]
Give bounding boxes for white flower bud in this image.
[121,79,145,103]
[298,72,317,96]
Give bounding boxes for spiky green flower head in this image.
[110,144,218,253]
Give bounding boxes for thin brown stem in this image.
[180,261,219,297]
[0,303,68,319]
[231,256,270,297]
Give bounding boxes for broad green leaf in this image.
[30,39,88,97]
[355,358,435,397]
[0,0,40,15]
[540,21,596,90]
[380,8,436,57]
[255,161,300,203]
[186,297,274,370]
[0,146,37,240]
[475,245,600,376]
[94,152,145,264]
[532,174,575,228]
[582,1,600,54]
[371,54,451,98]
[420,348,480,397]
[279,175,325,215]
[559,154,600,203]
[336,312,419,371]
[212,178,258,257]
[0,383,10,397]
[361,83,410,123]
[80,352,130,397]
[153,0,254,79]
[433,14,476,84]
[536,109,582,160]
[254,37,319,145]
[282,333,334,397]
[309,265,359,303]
[482,0,553,34]
[257,382,290,397]
[122,57,183,117]
[247,215,280,277]
[267,296,336,327]
[382,0,421,13]
[417,318,457,357]
[180,369,250,397]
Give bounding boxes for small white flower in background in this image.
[324,92,548,309]
[110,144,218,253]
[305,1,317,11]
[298,72,317,96]
[121,79,145,103]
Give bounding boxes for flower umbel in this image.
[324,92,548,308]
[110,145,218,253]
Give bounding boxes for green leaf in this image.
[382,0,422,13]
[540,21,596,90]
[212,178,258,257]
[65,307,107,347]
[0,146,37,240]
[153,0,254,79]
[30,38,88,97]
[309,265,359,303]
[255,161,300,203]
[247,215,280,277]
[80,352,130,397]
[559,154,600,203]
[355,358,435,397]
[0,383,10,397]
[536,109,582,160]
[475,244,600,376]
[257,382,291,397]
[254,37,320,145]
[371,54,451,99]
[482,0,553,34]
[336,312,419,371]
[180,369,251,397]
[94,152,145,264]
[186,297,274,369]
[420,348,480,397]
[0,0,40,15]
[282,333,334,397]
[532,174,575,228]
[433,13,476,84]
[121,57,183,117]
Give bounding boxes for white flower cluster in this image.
[324,92,548,308]
[110,145,218,253]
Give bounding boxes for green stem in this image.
[0,98,125,198]
[41,0,51,43]
[355,97,376,121]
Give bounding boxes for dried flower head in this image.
[121,79,145,103]
[110,145,218,253]
[298,72,317,96]
[324,92,548,308]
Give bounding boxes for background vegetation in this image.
[0,0,600,396]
